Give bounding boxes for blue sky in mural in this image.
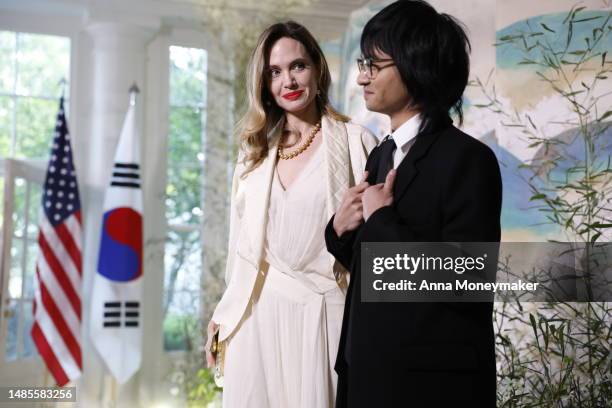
[533,124,612,181]
[480,134,560,237]
[493,8,611,238]
[496,10,610,70]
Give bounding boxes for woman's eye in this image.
[270,69,281,78]
[292,62,306,71]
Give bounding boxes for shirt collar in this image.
[391,113,421,151]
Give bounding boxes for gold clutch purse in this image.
[210,331,225,387]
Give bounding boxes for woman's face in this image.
[266,37,318,115]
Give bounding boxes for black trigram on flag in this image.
[103,301,140,328]
[110,162,140,189]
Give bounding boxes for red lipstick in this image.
[282,90,304,100]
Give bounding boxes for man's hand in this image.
[204,319,219,368]
[333,171,369,237]
[363,169,396,220]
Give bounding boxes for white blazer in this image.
[212,115,378,341]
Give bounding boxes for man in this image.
[325,1,502,407]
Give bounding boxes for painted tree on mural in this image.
[472,5,611,407]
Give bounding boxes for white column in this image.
[79,21,158,408]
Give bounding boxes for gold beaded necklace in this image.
[277,121,321,160]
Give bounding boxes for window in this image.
[3,174,43,362]
[0,31,70,159]
[0,31,70,363]
[163,46,207,351]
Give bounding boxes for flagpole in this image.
[43,367,49,387]
[32,90,83,389]
[58,77,67,99]
[111,376,118,408]
[129,83,139,106]
[92,81,144,402]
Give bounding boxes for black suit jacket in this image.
[326,119,502,408]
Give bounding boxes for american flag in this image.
[31,96,82,386]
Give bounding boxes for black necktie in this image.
[375,136,396,183]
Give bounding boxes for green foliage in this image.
[170,46,207,108]
[471,4,612,407]
[163,46,206,354]
[166,47,207,225]
[15,33,71,98]
[496,302,611,407]
[472,7,612,247]
[186,368,222,407]
[0,31,70,159]
[0,96,12,156]
[15,97,57,159]
[164,45,216,405]
[163,229,202,324]
[0,31,15,93]
[163,313,199,351]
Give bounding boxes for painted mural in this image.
[336,0,611,243]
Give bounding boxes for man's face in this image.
[357,49,411,116]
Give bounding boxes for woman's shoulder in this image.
[344,121,378,152]
[344,121,373,135]
[325,115,377,141]
[231,149,249,181]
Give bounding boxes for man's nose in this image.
[356,70,370,86]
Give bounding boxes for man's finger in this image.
[360,170,369,183]
[353,180,370,193]
[383,169,396,194]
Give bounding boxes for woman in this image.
[206,21,377,408]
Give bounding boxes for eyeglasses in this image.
[356,57,395,79]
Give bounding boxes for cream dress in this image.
[222,145,344,408]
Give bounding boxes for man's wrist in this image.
[363,204,379,221]
[333,222,346,237]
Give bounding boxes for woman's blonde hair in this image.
[237,21,349,176]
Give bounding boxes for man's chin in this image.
[364,100,382,114]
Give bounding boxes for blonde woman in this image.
[205,21,377,408]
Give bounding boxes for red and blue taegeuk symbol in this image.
[97,207,143,282]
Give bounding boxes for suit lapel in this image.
[392,128,443,204]
[243,129,280,267]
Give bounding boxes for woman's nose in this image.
[283,71,297,88]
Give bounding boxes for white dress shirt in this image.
[390,113,422,169]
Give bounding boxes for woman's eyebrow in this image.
[269,58,308,68]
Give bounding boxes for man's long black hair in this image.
[361,0,471,132]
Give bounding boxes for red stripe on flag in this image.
[75,210,81,225]
[38,271,82,369]
[55,223,82,275]
[31,322,70,386]
[38,233,81,320]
